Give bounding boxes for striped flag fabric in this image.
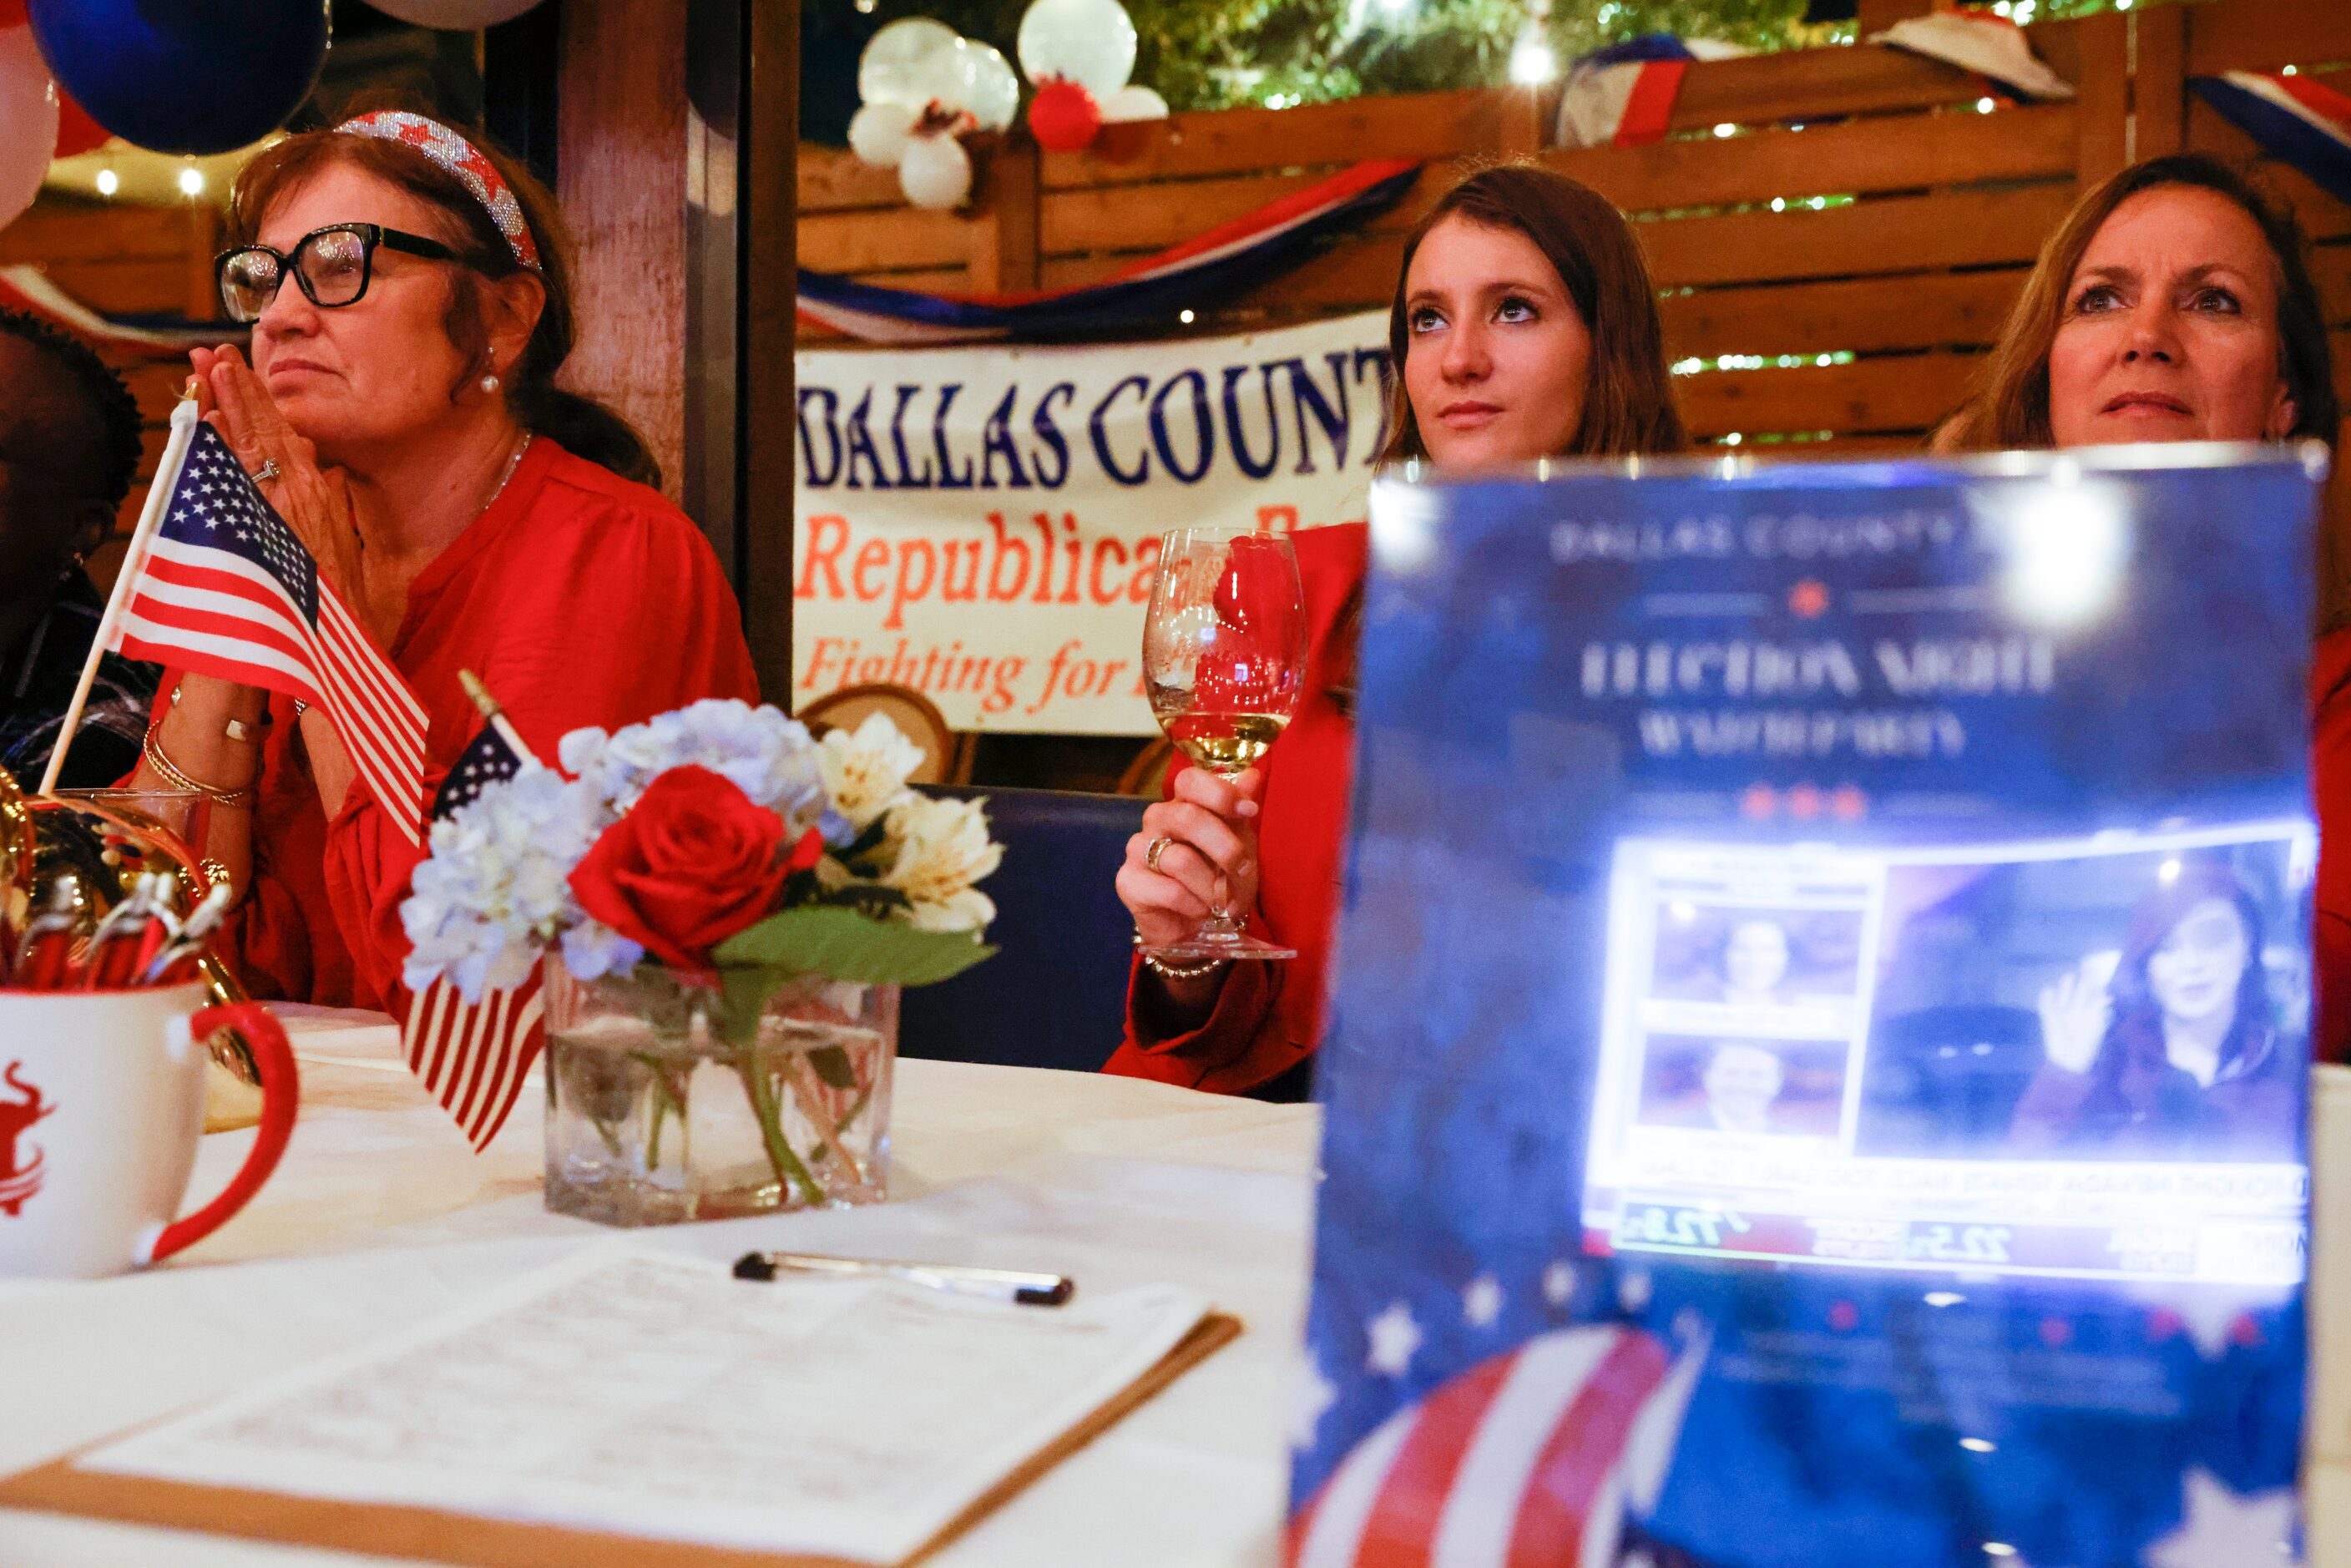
[1290,1325,1704,1568]
[2192,71,2351,208]
[796,159,1422,345]
[403,964,545,1152]
[109,413,429,845]
[402,716,548,1151]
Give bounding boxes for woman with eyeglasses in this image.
[130,112,757,1010]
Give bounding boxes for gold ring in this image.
[1144,834,1176,873]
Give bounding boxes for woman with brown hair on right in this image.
[1941,151,2349,1065]
[1105,164,1687,1099]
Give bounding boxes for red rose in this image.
[569,766,823,974]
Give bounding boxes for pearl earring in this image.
[481,373,502,396]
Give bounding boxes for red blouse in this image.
[1105,523,1366,1095]
[166,438,760,1010]
[2313,628,2351,1065]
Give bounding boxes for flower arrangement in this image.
[398,701,999,1218]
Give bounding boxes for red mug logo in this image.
[0,1061,53,1216]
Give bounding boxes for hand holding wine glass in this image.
[1133,527,1307,964]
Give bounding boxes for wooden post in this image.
[2073,9,2130,190]
[2131,4,2189,162]
[975,138,1041,296]
[557,0,690,502]
[740,0,800,702]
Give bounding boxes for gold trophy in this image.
[0,762,264,1121]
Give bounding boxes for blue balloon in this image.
[27,0,331,156]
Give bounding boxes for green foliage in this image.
[715,904,998,985]
[856,0,2164,115]
[868,0,1820,113]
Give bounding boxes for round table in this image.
[4,1019,2345,1565]
[0,1011,1316,1567]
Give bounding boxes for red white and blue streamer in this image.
[796,159,1421,346]
[1555,36,1747,151]
[2192,71,2351,208]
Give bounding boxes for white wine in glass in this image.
[1140,526,1309,964]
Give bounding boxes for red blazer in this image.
[2313,628,2351,1064]
[1105,523,1366,1095]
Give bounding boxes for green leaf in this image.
[715,904,995,987]
[807,1045,858,1090]
[718,964,790,1046]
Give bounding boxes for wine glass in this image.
[1140,526,1309,963]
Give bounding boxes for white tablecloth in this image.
[0,1013,1318,1567]
[3,1019,2346,1565]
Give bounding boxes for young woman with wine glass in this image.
[1105,164,1688,1099]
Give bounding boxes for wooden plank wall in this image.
[799,0,2351,460]
[0,200,225,578]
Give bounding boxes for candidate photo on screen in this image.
[1857,841,2305,1161]
[1646,905,1864,1009]
[1636,1035,1848,1138]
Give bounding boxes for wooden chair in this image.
[796,684,967,786]
[1115,736,1175,799]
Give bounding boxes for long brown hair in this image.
[1940,153,2338,453]
[226,119,660,488]
[1378,163,1687,464]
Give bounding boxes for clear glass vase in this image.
[542,960,897,1226]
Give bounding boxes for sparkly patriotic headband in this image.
[335,111,542,272]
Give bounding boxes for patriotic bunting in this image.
[796,159,1421,346]
[2192,71,2351,208]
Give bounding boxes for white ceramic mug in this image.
[0,983,296,1278]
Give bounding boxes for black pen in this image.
[733,1251,1075,1307]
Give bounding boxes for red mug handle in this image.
[139,1002,299,1266]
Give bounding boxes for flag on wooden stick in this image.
[401,671,547,1151]
[63,401,430,841]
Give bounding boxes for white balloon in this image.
[365,0,547,25]
[1099,83,1169,123]
[859,18,962,109]
[963,43,1022,133]
[1017,0,1137,97]
[0,28,58,234]
[897,133,973,210]
[847,101,918,168]
[906,36,982,114]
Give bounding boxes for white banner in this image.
[791,311,1390,734]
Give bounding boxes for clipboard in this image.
[0,1312,1242,1567]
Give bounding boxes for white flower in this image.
[818,712,924,832]
[875,794,1002,933]
[400,766,609,1001]
[559,700,827,830]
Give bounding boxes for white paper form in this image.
[73,1248,1213,1564]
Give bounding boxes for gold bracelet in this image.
[1133,932,1226,983]
[143,724,257,807]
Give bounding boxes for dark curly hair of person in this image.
[0,306,145,509]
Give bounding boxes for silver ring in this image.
[252,458,281,485]
[1144,834,1176,873]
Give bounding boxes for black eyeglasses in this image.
[215,223,463,324]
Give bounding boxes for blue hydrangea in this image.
[559,700,828,831]
[399,766,640,1002]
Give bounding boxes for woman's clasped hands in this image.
[1118,767,1266,956]
[191,344,392,643]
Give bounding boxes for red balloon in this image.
[52,85,105,155]
[1026,78,1100,154]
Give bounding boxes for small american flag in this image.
[110,418,429,844]
[403,712,549,1151]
